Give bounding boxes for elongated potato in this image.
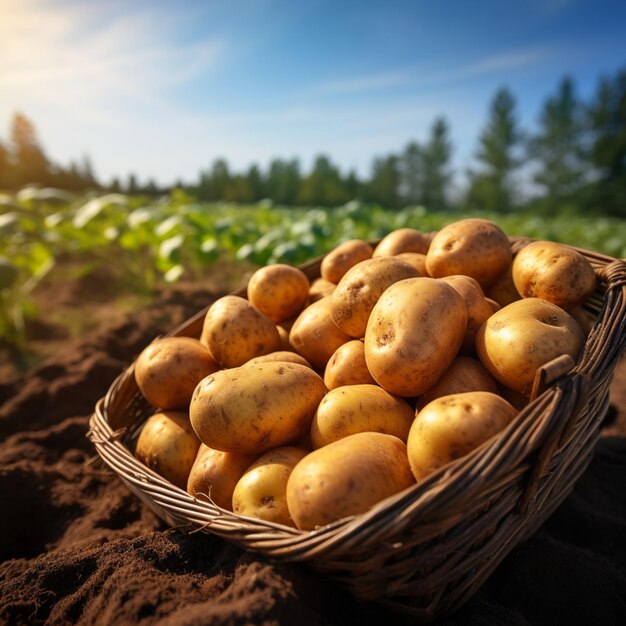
[245,351,312,368]
[232,446,308,527]
[309,277,336,303]
[320,239,374,283]
[395,252,429,276]
[187,445,257,510]
[373,228,430,257]
[286,432,415,530]
[323,340,376,389]
[190,362,327,454]
[311,384,414,448]
[364,278,467,396]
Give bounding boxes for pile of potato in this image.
[133,218,597,530]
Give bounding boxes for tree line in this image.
[0,67,624,216]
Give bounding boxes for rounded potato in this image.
[200,295,281,368]
[187,444,257,510]
[190,362,327,454]
[232,446,308,527]
[320,239,374,284]
[485,266,520,307]
[309,277,336,303]
[419,356,498,407]
[364,278,467,397]
[373,228,430,257]
[407,392,517,480]
[247,264,310,323]
[311,384,414,448]
[286,432,415,530]
[323,340,376,389]
[512,240,596,310]
[569,304,597,337]
[330,257,420,338]
[134,337,219,410]
[426,219,512,288]
[245,350,311,368]
[289,297,352,370]
[395,252,429,275]
[136,411,200,489]
[476,298,585,395]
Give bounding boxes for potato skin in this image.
[232,446,308,527]
[485,266,520,307]
[395,252,429,276]
[330,257,420,338]
[134,337,219,410]
[247,264,310,323]
[245,351,311,368]
[320,239,374,284]
[512,240,596,310]
[309,278,336,303]
[407,392,517,480]
[286,432,415,530]
[476,298,585,394]
[187,445,257,510]
[289,297,352,370]
[190,362,327,454]
[200,295,281,368]
[426,219,512,288]
[373,228,430,257]
[364,278,468,396]
[311,384,414,448]
[324,340,376,389]
[136,411,200,489]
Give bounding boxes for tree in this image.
[529,77,584,209]
[586,68,626,216]
[0,140,13,189]
[10,112,50,186]
[421,118,452,209]
[400,141,423,205]
[127,173,139,195]
[267,158,301,205]
[466,88,522,212]
[367,155,401,209]
[245,164,264,201]
[297,155,347,206]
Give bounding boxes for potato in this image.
[245,351,311,368]
[476,297,585,395]
[134,337,219,410]
[276,324,293,351]
[200,295,281,368]
[407,392,517,481]
[330,257,420,338]
[135,411,200,489]
[373,228,430,257]
[320,239,374,284]
[187,444,257,510]
[419,356,498,407]
[323,340,376,389]
[569,304,597,337]
[247,264,310,323]
[512,240,597,310]
[441,275,494,354]
[289,297,352,370]
[426,218,512,288]
[485,266,520,307]
[486,297,501,313]
[190,362,327,454]
[364,278,467,396]
[309,277,336,303]
[232,446,308,527]
[286,432,415,530]
[395,252,429,275]
[311,384,414,448]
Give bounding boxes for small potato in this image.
[476,298,585,395]
[485,266,520,307]
[309,277,336,303]
[330,257,420,338]
[136,411,200,489]
[373,228,430,257]
[311,384,414,448]
[419,356,498,407]
[324,340,376,389]
[134,337,219,410]
[247,264,310,323]
[232,446,308,527]
[190,362,327,454]
[289,297,352,370]
[441,275,494,354]
[512,240,597,310]
[407,392,517,480]
[426,219,512,288]
[364,278,467,397]
[276,324,293,351]
[245,351,311,368]
[569,304,597,337]
[187,445,257,511]
[286,432,415,530]
[395,252,429,275]
[200,295,281,368]
[320,239,374,284]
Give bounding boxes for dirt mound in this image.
[1,285,625,625]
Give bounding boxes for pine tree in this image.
[421,118,452,209]
[10,112,50,187]
[401,141,422,205]
[367,155,401,209]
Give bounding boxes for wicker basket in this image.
[88,236,626,621]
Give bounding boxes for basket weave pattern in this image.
[89,237,626,620]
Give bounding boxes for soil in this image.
[1,279,625,625]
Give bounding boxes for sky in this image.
[0,0,625,188]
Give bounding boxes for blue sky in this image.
[0,0,625,188]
